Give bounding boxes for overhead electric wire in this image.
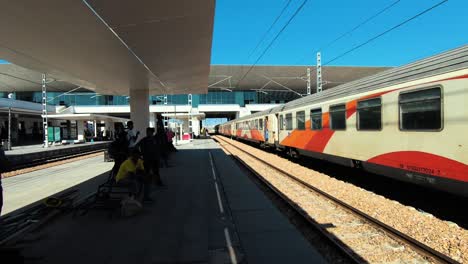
[297,0,401,65]
[298,0,448,79]
[236,0,309,89]
[323,0,448,66]
[247,0,293,59]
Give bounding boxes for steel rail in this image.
[214,136,459,264]
[214,137,366,263]
[8,149,105,172]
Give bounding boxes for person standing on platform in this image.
[155,116,170,168]
[109,127,129,177]
[165,128,177,152]
[137,127,164,189]
[126,121,140,150]
[0,144,10,216]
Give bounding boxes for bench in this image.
[74,171,138,217]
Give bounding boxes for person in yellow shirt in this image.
[116,149,146,201]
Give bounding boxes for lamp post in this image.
[7,106,11,150]
[42,73,48,148]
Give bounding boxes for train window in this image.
[330,104,346,130]
[296,111,305,130]
[255,119,259,129]
[279,115,284,130]
[310,108,322,130]
[285,113,293,130]
[357,98,381,130]
[399,87,442,130]
[259,119,263,130]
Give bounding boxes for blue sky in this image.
[210,0,468,67]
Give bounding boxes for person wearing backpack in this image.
[155,116,170,168]
[110,128,129,177]
[137,127,164,196]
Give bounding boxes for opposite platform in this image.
[17,139,326,263]
[4,141,110,169]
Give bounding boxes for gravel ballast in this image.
[215,136,467,263]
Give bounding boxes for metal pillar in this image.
[174,100,178,145]
[42,73,48,148]
[93,120,97,138]
[316,52,322,93]
[7,107,11,150]
[163,94,168,128]
[306,67,311,95]
[188,94,192,137]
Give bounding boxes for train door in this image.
[275,113,280,145]
[268,114,277,145]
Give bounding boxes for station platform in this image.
[2,155,113,215]
[16,139,326,263]
[5,141,110,169]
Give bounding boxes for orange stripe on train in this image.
[367,151,468,182]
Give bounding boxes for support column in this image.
[77,121,85,141]
[149,112,156,128]
[93,120,97,138]
[129,87,149,138]
[108,121,115,140]
[192,117,200,137]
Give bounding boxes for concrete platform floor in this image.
[14,139,326,263]
[2,155,113,215]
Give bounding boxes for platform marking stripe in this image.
[209,152,224,214]
[214,182,225,214]
[209,152,217,180]
[224,228,238,264]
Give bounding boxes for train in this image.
[218,45,468,196]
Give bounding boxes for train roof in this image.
[280,45,468,112]
[231,104,285,123]
[221,45,468,125]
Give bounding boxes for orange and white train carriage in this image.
[219,45,468,196]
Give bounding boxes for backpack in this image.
[108,141,120,158]
[120,196,142,217]
[108,133,129,158]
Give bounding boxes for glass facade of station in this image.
[1,90,297,107]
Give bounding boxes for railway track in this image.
[214,135,459,264]
[8,149,106,172]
